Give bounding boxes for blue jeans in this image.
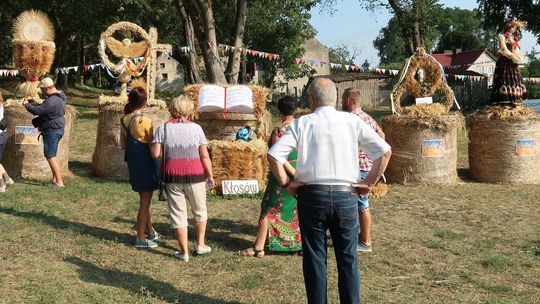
[297,188,360,304]
[41,129,64,158]
[358,171,369,211]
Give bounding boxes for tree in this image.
[434,8,497,53]
[329,43,362,65]
[373,6,497,67]
[359,0,443,56]
[477,0,540,43]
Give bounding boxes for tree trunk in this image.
[388,0,415,56]
[412,1,423,50]
[178,0,202,84]
[225,0,247,84]
[55,36,72,88]
[184,0,227,84]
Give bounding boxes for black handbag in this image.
[158,123,168,201]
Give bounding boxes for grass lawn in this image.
[0,91,539,303]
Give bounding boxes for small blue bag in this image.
[236,126,252,142]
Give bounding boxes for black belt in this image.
[299,184,357,193]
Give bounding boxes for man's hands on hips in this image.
[352,181,372,196]
[284,180,304,197]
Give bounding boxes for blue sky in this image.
[310,0,539,66]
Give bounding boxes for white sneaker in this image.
[5,178,14,186]
[173,251,189,262]
[0,186,5,193]
[196,245,212,255]
[357,242,373,252]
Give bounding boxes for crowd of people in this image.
[1,77,392,303]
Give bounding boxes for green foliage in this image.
[477,0,540,44]
[374,4,496,65]
[434,8,497,53]
[374,17,408,65]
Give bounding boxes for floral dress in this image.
[259,123,301,252]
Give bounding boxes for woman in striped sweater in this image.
[151,96,214,262]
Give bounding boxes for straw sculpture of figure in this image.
[489,19,527,108]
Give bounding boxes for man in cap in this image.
[23,77,67,187]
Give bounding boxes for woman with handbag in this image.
[0,92,15,193]
[120,87,160,248]
[151,96,214,262]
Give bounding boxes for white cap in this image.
[39,77,55,88]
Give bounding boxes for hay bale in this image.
[208,139,268,192]
[467,108,540,184]
[91,97,170,179]
[1,103,76,179]
[194,112,260,141]
[381,114,463,184]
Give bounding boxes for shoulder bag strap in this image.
[161,123,167,179]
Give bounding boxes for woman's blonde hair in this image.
[169,95,195,118]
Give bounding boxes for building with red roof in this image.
[431,48,497,76]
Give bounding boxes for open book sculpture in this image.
[198,85,254,114]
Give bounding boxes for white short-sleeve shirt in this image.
[268,106,391,185]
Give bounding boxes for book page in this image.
[198,85,225,112]
[226,85,253,114]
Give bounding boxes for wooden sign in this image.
[221,179,259,195]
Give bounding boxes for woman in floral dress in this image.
[239,96,301,257]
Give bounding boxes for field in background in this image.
[0,87,538,303]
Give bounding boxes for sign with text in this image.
[222,179,259,195]
[415,96,433,105]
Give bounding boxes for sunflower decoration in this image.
[12,10,56,100]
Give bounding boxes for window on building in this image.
[160,63,166,68]
[162,73,168,80]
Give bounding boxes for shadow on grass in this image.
[0,207,133,245]
[69,160,93,177]
[65,257,239,303]
[112,216,255,251]
[457,168,471,181]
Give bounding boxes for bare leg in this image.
[146,216,156,235]
[359,209,372,245]
[195,220,208,248]
[136,191,153,241]
[253,218,268,250]
[175,227,189,255]
[239,217,268,257]
[47,157,63,186]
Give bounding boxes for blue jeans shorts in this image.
[42,129,64,158]
[358,170,369,211]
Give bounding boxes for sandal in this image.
[238,245,265,258]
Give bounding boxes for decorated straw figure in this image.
[99,22,151,97]
[12,10,56,100]
[391,47,456,114]
[489,19,527,107]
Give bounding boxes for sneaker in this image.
[357,242,373,252]
[49,181,65,188]
[196,245,212,255]
[173,251,189,262]
[0,186,5,193]
[5,178,14,186]
[134,239,158,248]
[147,232,161,241]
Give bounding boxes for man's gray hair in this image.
[307,78,337,107]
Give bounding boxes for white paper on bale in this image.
[198,85,253,114]
[415,96,433,105]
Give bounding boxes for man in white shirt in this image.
[268,78,391,304]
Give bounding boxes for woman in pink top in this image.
[151,96,215,262]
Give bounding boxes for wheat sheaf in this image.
[13,10,54,41]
